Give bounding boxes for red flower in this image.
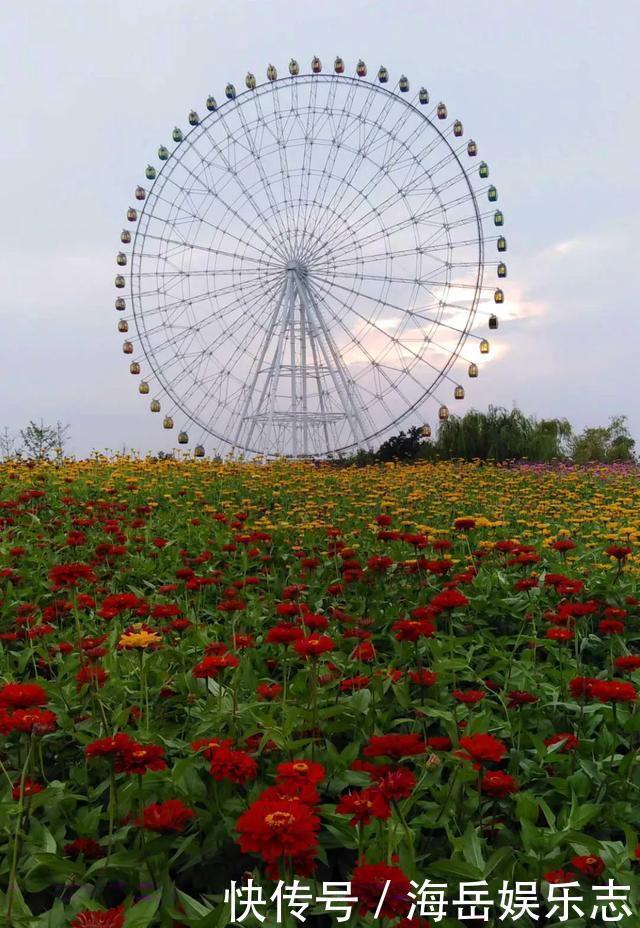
[605,545,631,563]
[0,682,48,708]
[427,736,452,751]
[456,733,507,766]
[454,518,476,530]
[392,619,435,642]
[340,675,371,692]
[210,747,257,785]
[293,635,336,659]
[235,796,320,875]
[453,689,485,705]
[544,869,577,884]
[64,837,105,859]
[507,690,538,709]
[544,732,579,752]
[546,627,574,641]
[480,770,519,798]
[265,623,304,645]
[76,665,108,690]
[12,778,43,800]
[115,742,167,775]
[1,708,57,735]
[569,676,599,699]
[192,654,239,678]
[571,854,605,877]
[276,760,325,785]
[70,908,125,928]
[590,680,637,703]
[551,539,576,553]
[257,682,283,700]
[49,563,97,590]
[351,862,410,919]
[614,655,640,673]
[377,767,417,801]
[430,589,469,612]
[599,619,625,636]
[352,640,376,662]
[408,669,437,687]
[260,781,321,805]
[85,733,135,761]
[363,734,426,761]
[136,798,195,833]
[336,788,390,826]
[190,736,234,761]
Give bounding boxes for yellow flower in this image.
[118,629,162,650]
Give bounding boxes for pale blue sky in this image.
[1,0,638,455]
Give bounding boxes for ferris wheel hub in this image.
[285,259,307,274]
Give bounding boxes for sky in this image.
[1,0,638,457]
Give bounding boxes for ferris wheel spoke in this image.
[305,279,419,416]
[295,81,361,256]
[314,164,467,258]
[143,275,282,360]
[313,84,408,218]
[220,98,294,247]
[253,88,299,249]
[138,232,269,267]
[313,272,479,340]
[155,148,281,259]
[291,78,320,254]
[141,186,273,262]
[307,274,464,382]
[309,118,437,247]
[189,277,286,366]
[312,284,468,344]
[317,150,475,251]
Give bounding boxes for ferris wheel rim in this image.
[120,63,499,457]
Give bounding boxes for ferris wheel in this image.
[114,57,506,458]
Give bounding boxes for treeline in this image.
[342,408,636,465]
[1,409,636,465]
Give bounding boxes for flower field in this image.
[1,458,640,927]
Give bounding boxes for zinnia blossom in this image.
[456,733,507,767]
[115,742,167,775]
[64,837,105,859]
[70,908,125,928]
[336,788,390,826]
[480,770,519,798]
[572,854,605,877]
[544,732,579,752]
[235,796,320,877]
[136,798,195,833]
[0,682,48,708]
[293,635,336,659]
[351,862,410,919]
[590,680,637,703]
[363,734,426,760]
[192,654,239,678]
[376,767,417,801]
[85,733,135,761]
[276,759,325,785]
[209,747,257,785]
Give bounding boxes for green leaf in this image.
[175,889,215,918]
[461,821,485,872]
[124,888,162,928]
